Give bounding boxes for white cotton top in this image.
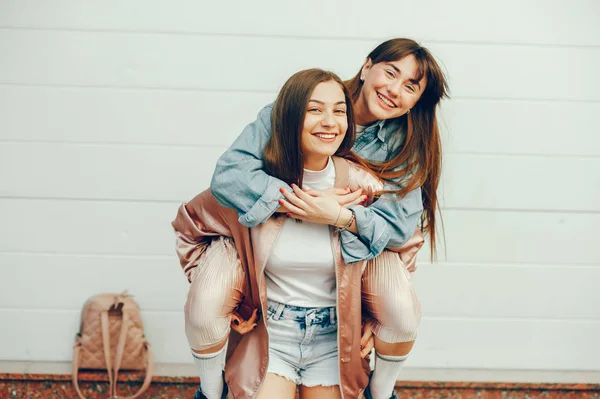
[265,157,337,307]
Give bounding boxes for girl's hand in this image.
[360,321,375,358]
[305,187,365,208]
[279,184,365,225]
[230,309,258,335]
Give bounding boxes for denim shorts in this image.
[265,300,340,387]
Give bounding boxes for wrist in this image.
[335,208,354,228]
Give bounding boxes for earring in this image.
[406,109,411,115]
[360,75,365,82]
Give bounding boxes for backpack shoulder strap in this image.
[72,310,114,399]
[112,310,154,399]
[332,156,349,188]
[72,342,86,399]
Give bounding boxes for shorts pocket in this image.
[266,303,278,320]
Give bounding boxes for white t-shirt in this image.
[265,157,337,307]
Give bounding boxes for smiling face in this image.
[300,80,348,170]
[354,54,427,125]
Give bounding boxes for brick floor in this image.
[2,372,600,398]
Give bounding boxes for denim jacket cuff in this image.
[238,180,290,227]
[340,232,371,263]
[339,205,391,263]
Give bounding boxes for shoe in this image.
[193,371,229,399]
[363,386,398,399]
[363,371,398,399]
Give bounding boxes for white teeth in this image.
[315,133,336,139]
[377,92,396,108]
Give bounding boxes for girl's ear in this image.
[360,58,373,81]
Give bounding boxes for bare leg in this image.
[374,338,415,356]
[299,384,342,399]
[256,373,297,399]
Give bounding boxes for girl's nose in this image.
[387,81,401,98]
[321,112,335,127]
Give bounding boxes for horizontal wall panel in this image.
[1,253,598,320]
[0,199,178,256]
[413,264,600,319]
[2,86,600,157]
[440,99,600,156]
[434,44,600,102]
[0,30,367,93]
[1,31,599,101]
[2,310,599,370]
[0,86,275,147]
[0,143,221,203]
[421,210,600,265]
[2,143,598,212]
[1,0,598,46]
[0,253,189,311]
[0,199,598,264]
[410,317,600,370]
[440,155,600,212]
[0,309,191,364]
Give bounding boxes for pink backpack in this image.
[72,292,153,398]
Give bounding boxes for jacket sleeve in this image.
[172,189,235,280]
[386,229,425,272]
[341,161,424,263]
[210,103,292,228]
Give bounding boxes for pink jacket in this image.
[172,157,424,399]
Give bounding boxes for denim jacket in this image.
[210,103,423,263]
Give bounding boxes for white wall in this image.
[1,0,599,379]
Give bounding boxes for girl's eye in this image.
[406,85,415,93]
[335,109,346,114]
[385,70,395,78]
[308,108,320,112]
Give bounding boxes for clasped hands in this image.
[277,184,366,225]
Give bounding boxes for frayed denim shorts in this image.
[265,299,340,387]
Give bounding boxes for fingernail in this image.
[286,213,291,217]
[279,188,284,193]
[362,196,367,200]
[278,199,284,204]
[345,187,350,192]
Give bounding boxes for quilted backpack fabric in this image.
[72,291,153,399]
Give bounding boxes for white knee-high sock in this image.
[370,352,409,399]
[191,343,227,399]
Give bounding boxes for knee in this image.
[185,286,233,350]
[381,295,421,340]
[185,286,228,330]
[368,288,421,343]
[185,268,245,333]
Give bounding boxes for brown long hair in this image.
[346,38,449,258]
[264,69,356,188]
